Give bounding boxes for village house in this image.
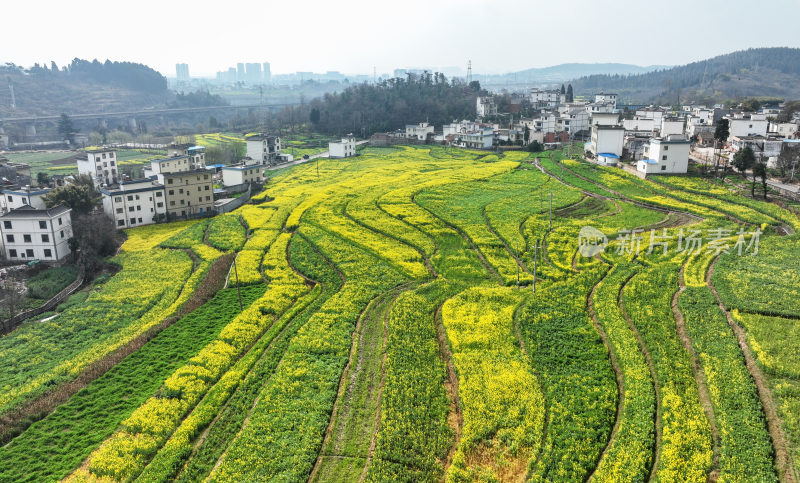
[0,205,73,261]
[405,122,434,141]
[76,149,119,188]
[101,179,167,229]
[221,157,266,186]
[476,97,498,117]
[1,185,51,214]
[589,124,625,158]
[529,89,560,109]
[328,135,357,158]
[725,113,769,139]
[246,134,293,165]
[637,135,690,175]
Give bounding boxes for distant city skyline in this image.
[3,0,800,78]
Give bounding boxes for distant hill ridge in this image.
[569,47,800,104]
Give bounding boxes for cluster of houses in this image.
[0,133,305,263]
[376,90,800,178]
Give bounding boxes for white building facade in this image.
[589,125,625,156]
[0,205,73,261]
[637,136,690,174]
[329,135,357,158]
[221,159,266,186]
[1,186,50,213]
[405,123,434,141]
[77,149,119,188]
[101,180,167,229]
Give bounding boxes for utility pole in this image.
[549,191,552,231]
[232,256,243,311]
[532,239,538,294]
[515,243,520,287]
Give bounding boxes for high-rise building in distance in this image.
[263,62,271,82]
[176,63,190,81]
[237,63,245,82]
[245,63,262,84]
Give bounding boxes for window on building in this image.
[206,196,211,201]
[116,208,123,214]
[168,179,173,184]
[23,234,31,243]
[138,218,142,223]
[129,206,135,212]
[179,189,184,194]
[204,175,209,180]
[115,196,122,202]
[41,234,49,242]
[60,230,64,238]
[3,221,10,229]
[662,155,667,160]
[39,220,47,229]
[135,195,140,200]
[25,249,34,258]
[58,218,62,225]
[156,192,162,197]
[181,210,186,216]
[9,249,17,258]
[661,165,667,171]
[136,206,141,211]
[127,195,133,201]
[664,146,669,151]
[44,249,52,258]
[157,202,163,208]
[205,185,209,191]
[130,218,136,225]
[180,199,185,205]
[6,234,14,243]
[117,219,125,227]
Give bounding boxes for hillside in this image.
[570,47,800,104]
[478,62,669,87]
[1,145,800,481]
[0,59,172,118]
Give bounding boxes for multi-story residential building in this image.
[76,149,119,188]
[101,179,167,229]
[725,113,769,139]
[589,125,625,157]
[769,121,799,138]
[221,158,266,186]
[594,93,618,108]
[167,144,206,165]
[623,118,656,133]
[1,185,50,213]
[590,112,620,127]
[143,154,206,179]
[529,112,557,133]
[637,135,690,175]
[329,135,357,158]
[476,97,498,117]
[557,108,590,137]
[246,134,285,164]
[635,108,666,125]
[405,123,434,141]
[0,159,32,186]
[447,127,494,149]
[660,117,685,137]
[0,205,73,261]
[160,170,214,218]
[530,89,560,109]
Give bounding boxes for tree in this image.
[776,145,800,179]
[58,113,76,144]
[309,108,321,125]
[43,184,97,214]
[468,80,481,91]
[560,84,566,95]
[70,213,122,276]
[741,98,761,112]
[36,172,51,187]
[566,84,574,103]
[713,118,730,176]
[523,125,531,145]
[732,146,755,176]
[753,162,769,199]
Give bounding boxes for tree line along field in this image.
[0,145,799,482]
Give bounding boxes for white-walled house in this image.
[594,93,618,108]
[530,89,560,108]
[660,117,685,137]
[589,125,624,157]
[637,135,690,175]
[769,121,799,138]
[1,186,51,213]
[77,149,119,188]
[329,135,357,158]
[451,127,494,149]
[476,97,498,117]
[221,158,266,186]
[143,155,205,179]
[0,205,73,261]
[590,112,620,127]
[101,179,167,229]
[726,114,769,139]
[405,122,434,141]
[245,134,282,163]
[623,118,656,133]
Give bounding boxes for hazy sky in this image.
[3,0,799,77]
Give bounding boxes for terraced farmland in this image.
[1,145,798,482]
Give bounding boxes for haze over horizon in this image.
[3,0,800,78]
